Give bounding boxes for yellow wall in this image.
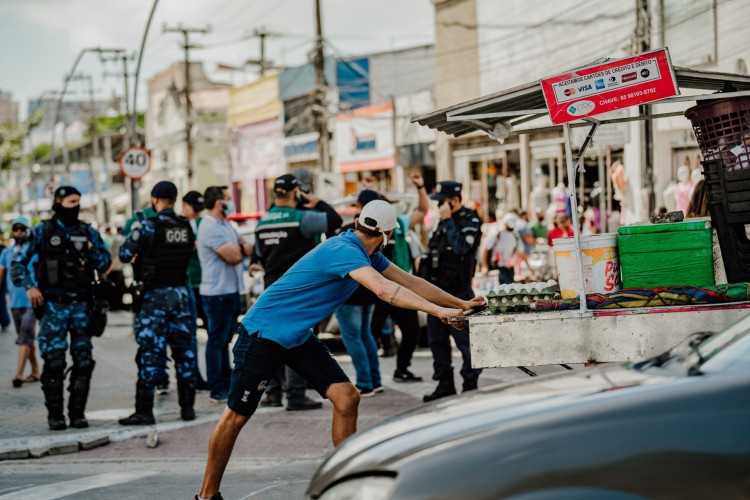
[227,74,281,128]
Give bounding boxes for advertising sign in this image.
[541,48,679,124]
[335,102,395,173]
[118,147,151,180]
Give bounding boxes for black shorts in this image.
[227,325,350,417]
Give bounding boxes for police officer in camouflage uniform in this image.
[420,181,483,403]
[118,181,198,425]
[11,186,112,430]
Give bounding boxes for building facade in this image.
[431,0,750,225]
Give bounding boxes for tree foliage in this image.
[0,109,43,170]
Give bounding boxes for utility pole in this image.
[255,29,269,76]
[313,0,331,173]
[163,24,210,189]
[72,73,106,222]
[98,48,139,215]
[635,0,654,215]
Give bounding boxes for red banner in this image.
[541,48,679,124]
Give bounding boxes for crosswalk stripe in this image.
[0,471,158,500]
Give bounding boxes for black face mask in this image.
[52,202,80,225]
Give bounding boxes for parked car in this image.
[306,314,750,499]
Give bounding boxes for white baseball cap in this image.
[358,200,398,232]
[502,213,517,229]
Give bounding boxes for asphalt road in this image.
[0,310,571,499]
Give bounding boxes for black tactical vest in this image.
[255,207,316,288]
[135,214,195,289]
[38,219,95,291]
[427,208,481,293]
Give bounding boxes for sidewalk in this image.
[0,310,569,461]
[0,310,219,459]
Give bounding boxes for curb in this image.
[0,414,220,461]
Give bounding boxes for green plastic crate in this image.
[617,220,714,288]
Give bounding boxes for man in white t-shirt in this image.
[481,213,524,284]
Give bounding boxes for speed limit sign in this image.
[119,147,151,179]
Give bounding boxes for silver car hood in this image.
[308,365,671,497]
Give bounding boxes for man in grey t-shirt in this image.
[197,186,253,402]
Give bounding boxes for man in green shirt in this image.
[530,209,549,241]
[123,206,157,236]
[182,191,209,391]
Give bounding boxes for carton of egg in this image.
[485,280,560,314]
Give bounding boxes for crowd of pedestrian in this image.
[2,171,495,500]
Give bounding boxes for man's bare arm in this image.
[381,264,483,310]
[350,266,457,317]
[215,243,244,265]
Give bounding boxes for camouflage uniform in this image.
[119,208,197,424]
[11,217,111,429]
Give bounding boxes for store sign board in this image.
[118,147,151,180]
[541,48,679,125]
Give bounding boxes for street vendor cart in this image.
[413,48,750,373]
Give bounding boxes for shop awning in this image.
[412,67,750,138]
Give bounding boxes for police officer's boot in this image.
[41,351,67,430]
[68,350,96,429]
[462,377,479,393]
[119,380,156,425]
[422,373,457,403]
[178,379,196,421]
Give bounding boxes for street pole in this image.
[163,24,210,189]
[129,0,160,215]
[635,0,655,215]
[313,0,331,173]
[99,48,138,214]
[49,49,88,182]
[256,29,268,76]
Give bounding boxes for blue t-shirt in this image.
[241,230,390,349]
[0,244,35,309]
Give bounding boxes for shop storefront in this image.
[335,102,396,194]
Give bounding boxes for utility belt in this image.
[41,290,92,304]
[418,250,475,291]
[129,280,187,313]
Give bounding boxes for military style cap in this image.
[429,181,462,202]
[54,185,81,200]
[359,199,398,232]
[151,180,178,199]
[274,174,299,193]
[357,189,381,207]
[182,190,205,211]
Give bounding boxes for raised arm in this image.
[408,173,429,230]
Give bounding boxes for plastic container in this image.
[553,234,621,299]
[618,219,714,288]
[685,96,750,173]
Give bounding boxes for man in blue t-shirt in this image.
[196,200,485,500]
[0,217,40,387]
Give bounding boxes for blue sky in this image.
[0,0,435,118]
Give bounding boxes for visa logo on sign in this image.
[578,85,593,92]
[595,79,605,90]
[622,72,637,83]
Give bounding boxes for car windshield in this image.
[633,313,750,375]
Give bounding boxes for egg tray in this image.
[485,283,561,314]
